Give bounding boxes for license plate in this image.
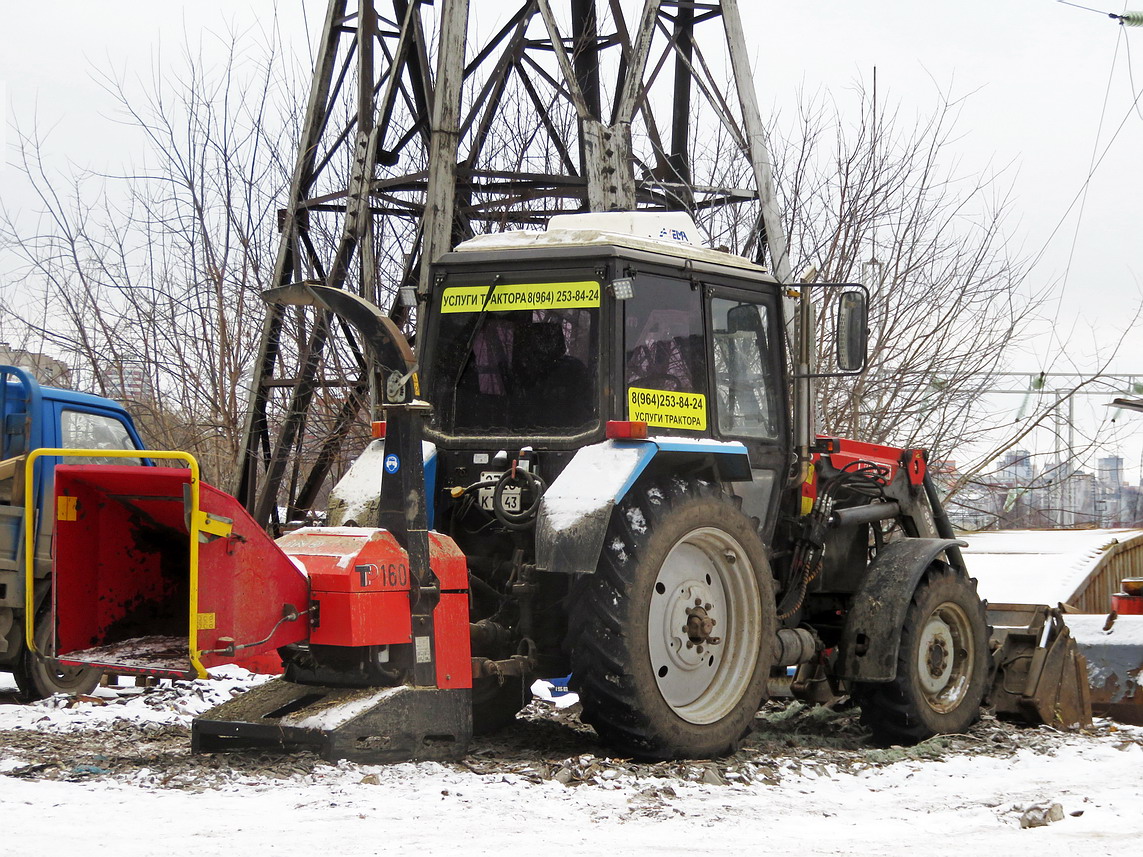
[478,471,521,512]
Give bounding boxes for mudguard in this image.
[837,537,966,683]
[535,437,752,575]
[328,439,438,529]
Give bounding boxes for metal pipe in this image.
[775,628,819,667]
[829,501,901,528]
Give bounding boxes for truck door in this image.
[707,288,791,536]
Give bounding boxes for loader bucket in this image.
[1063,613,1143,726]
[987,603,1092,730]
[42,461,309,679]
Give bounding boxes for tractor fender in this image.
[837,537,966,683]
[328,439,438,529]
[535,437,751,575]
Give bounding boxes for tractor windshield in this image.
[428,280,601,436]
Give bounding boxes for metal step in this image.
[192,678,472,764]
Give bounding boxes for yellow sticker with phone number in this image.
[628,387,707,430]
[440,282,600,313]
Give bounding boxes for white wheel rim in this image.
[915,601,974,714]
[646,526,762,725]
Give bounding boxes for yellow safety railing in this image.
[23,449,210,679]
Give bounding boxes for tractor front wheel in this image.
[568,480,776,760]
[854,564,989,745]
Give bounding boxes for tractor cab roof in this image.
[449,211,770,277]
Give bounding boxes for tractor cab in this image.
[420,213,794,542]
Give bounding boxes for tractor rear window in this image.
[430,284,600,436]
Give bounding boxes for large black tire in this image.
[854,563,990,746]
[568,479,777,760]
[12,610,101,702]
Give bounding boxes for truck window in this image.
[711,297,779,439]
[61,410,142,465]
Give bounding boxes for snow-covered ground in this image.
[2,670,1141,856]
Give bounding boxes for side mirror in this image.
[836,289,868,373]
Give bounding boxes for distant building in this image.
[998,449,1033,484]
[106,364,152,402]
[0,344,70,386]
[1098,456,1124,488]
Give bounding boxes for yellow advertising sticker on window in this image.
[440,282,600,313]
[628,387,707,431]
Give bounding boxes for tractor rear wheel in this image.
[568,480,776,760]
[12,609,101,701]
[854,564,989,745]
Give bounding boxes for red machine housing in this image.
[277,527,472,689]
[50,466,471,690]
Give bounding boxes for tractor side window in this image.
[61,410,142,465]
[711,298,779,439]
[624,277,708,431]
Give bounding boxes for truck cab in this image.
[0,365,147,698]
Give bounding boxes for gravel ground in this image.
[3,677,1137,792]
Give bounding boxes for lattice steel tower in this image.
[237,0,790,529]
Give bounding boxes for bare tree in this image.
[1,23,306,482]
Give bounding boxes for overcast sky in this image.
[3,0,1143,476]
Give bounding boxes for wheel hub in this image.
[685,601,722,648]
[661,580,722,671]
[917,616,955,694]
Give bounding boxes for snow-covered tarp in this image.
[960,528,1143,606]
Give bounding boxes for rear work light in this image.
[606,420,648,440]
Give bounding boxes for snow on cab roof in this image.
[453,211,769,275]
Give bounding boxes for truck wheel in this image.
[12,611,101,701]
[854,564,989,746]
[568,480,776,760]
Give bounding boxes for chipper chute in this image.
[34,455,311,680]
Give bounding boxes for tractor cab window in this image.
[430,281,600,436]
[711,297,780,439]
[624,277,708,432]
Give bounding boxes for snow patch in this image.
[608,537,628,563]
[626,506,647,534]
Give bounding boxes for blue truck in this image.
[0,364,147,699]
